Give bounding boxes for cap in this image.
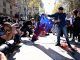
[58,7,64,10]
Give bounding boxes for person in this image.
[72,10,80,43]
[48,7,75,51]
[71,10,78,41]
[66,13,73,38]
[0,17,6,45]
[77,12,80,43]
[31,15,46,43]
[0,52,7,60]
[21,18,34,37]
[31,21,40,43]
[12,23,21,45]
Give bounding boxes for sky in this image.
[41,0,57,14]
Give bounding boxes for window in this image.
[3,1,6,7]
[3,8,6,14]
[10,5,12,9]
[6,0,10,3]
[10,11,12,15]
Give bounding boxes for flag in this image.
[40,14,53,32]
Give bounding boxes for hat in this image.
[58,7,64,10]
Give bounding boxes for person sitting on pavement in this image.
[21,18,34,37]
[0,52,7,60]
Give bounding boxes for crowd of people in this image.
[0,16,22,60]
[0,7,80,60]
[68,9,80,43]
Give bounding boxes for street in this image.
[8,34,80,60]
[0,0,80,60]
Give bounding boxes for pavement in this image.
[8,34,80,60]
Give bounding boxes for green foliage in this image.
[28,0,40,8]
[62,0,80,11]
[52,2,62,13]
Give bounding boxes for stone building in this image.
[0,0,18,17]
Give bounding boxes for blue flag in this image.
[40,14,53,32]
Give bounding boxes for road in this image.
[8,34,80,60]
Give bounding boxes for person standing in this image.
[48,7,75,51]
[72,10,80,43]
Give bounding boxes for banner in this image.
[40,14,53,32]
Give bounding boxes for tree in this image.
[61,0,80,11]
[52,2,62,13]
[28,0,40,8]
[26,0,41,16]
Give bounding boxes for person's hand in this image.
[0,52,7,60]
[58,20,60,22]
[54,20,60,23]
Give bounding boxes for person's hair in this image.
[77,12,80,17]
[0,17,5,24]
[58,7,64,10]
[73,9,78,16]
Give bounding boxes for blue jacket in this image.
[48,13,66,28]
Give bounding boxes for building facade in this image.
[0,0,18,17]
[0,0,43,20]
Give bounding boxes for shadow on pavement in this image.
[71,51,80,60]
[8,46,21,60]
[33,44,74,60]
[60,46,80,60]
[69,41,80,60]
[60,39,80,60]
[21,40,33,46]
[22,39,80,60]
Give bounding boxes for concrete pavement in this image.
[8,34,80,60]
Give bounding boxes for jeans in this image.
[57,26,72,48]
[51,24,58,34]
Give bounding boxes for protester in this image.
[48,7,75,51]
[31,14,54,43]
[31,21,40,43]
[72,10,80,43]
[66,13,73,38]
[21,18,34,37]
[0,52,7,60]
